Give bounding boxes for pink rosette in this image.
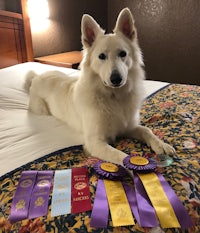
[123,154,157,173]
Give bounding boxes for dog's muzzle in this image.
[110,71,123,87]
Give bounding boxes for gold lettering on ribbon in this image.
[138,173,180,228]
[74,182,87,190]
[57,184,68,190]
[73,196,89,201]
[54,198,69,203]
[104,180,135,227]
[34,191,48,196]
[34,197,45,207]
[15,199,25,210]
[37,180,49,187]
[20,179,33,188]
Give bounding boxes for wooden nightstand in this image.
[34,51,82,69]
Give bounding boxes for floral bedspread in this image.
[0,84,199,233]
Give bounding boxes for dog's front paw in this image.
[151,139,176,156]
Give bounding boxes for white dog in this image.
[26,8,175,167]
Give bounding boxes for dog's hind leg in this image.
[128,125,176,155]
[28,93,50,115]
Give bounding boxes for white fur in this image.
[26,8,175,167]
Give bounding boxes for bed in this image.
[0,8,199,233]
[0,61,199,233]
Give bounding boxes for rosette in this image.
[123,154,157,173]
[123,154,194,229]
[91,161,135,228]
[93,161,128,180]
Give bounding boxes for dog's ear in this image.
[114,8,136,41]
[81,14,104,48]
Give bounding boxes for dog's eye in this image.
[118,50,127,58]
[99,53,107,60]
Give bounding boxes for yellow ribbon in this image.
[138,172,180,228]
[104,179,135,227]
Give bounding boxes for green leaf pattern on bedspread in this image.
[0,84,199,233]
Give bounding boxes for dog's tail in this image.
[24,71,37,92]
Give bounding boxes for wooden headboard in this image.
[0,0,33,69]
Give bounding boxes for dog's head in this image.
[81,8,143,89]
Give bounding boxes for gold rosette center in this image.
[101,163,119,173]
[130,156,149,166]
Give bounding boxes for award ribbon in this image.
[138,172,180,228]
[157,173,194,228]
[91,161,135,227]
[28,171,53,219]
[104,179,135,227]
[71,167,92,214]
[90,179,109,228]
[51,169,72,217]
[133,175,159,227]
[9,171,37,223]
[124,154,194,229]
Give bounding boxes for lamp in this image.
[28,0,49,19]
[27,0,50,32]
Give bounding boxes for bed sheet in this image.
[0,62,169,176]
[0,81,199,233]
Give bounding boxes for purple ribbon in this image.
[123,183,141,225]
[134,174,159,227]
[123,155,194,229]
[157,173,194,228]
[91,161,130,228]
[123,155,159,227]
[90,179,109,228]
[28,171,53,219]
[9,171,37,223]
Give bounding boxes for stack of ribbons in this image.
[9,167,92,223]
[90,155,194,229]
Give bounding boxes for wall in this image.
[108,0,200,84]
[32,0,107,57]
[6,0,200,84]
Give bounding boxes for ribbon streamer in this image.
[91,161,135,228]
[71,167,92,214]
[104,179,135,227]
[28,171,53,219]
[122,183,141,226]
[138,172,180,228]
[9,171,37,223]
[90,179,109,228]
[124,154,194,229]
[51,169,72,217]
[157,173,193,228]
[133,175,159,227]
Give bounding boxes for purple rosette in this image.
[91,161,129,228]
[93,161,128,180]
[123,154,157,173]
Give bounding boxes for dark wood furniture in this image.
[0,0,33,69]
[34,51,83,69]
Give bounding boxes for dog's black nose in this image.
[110,71,122,86]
